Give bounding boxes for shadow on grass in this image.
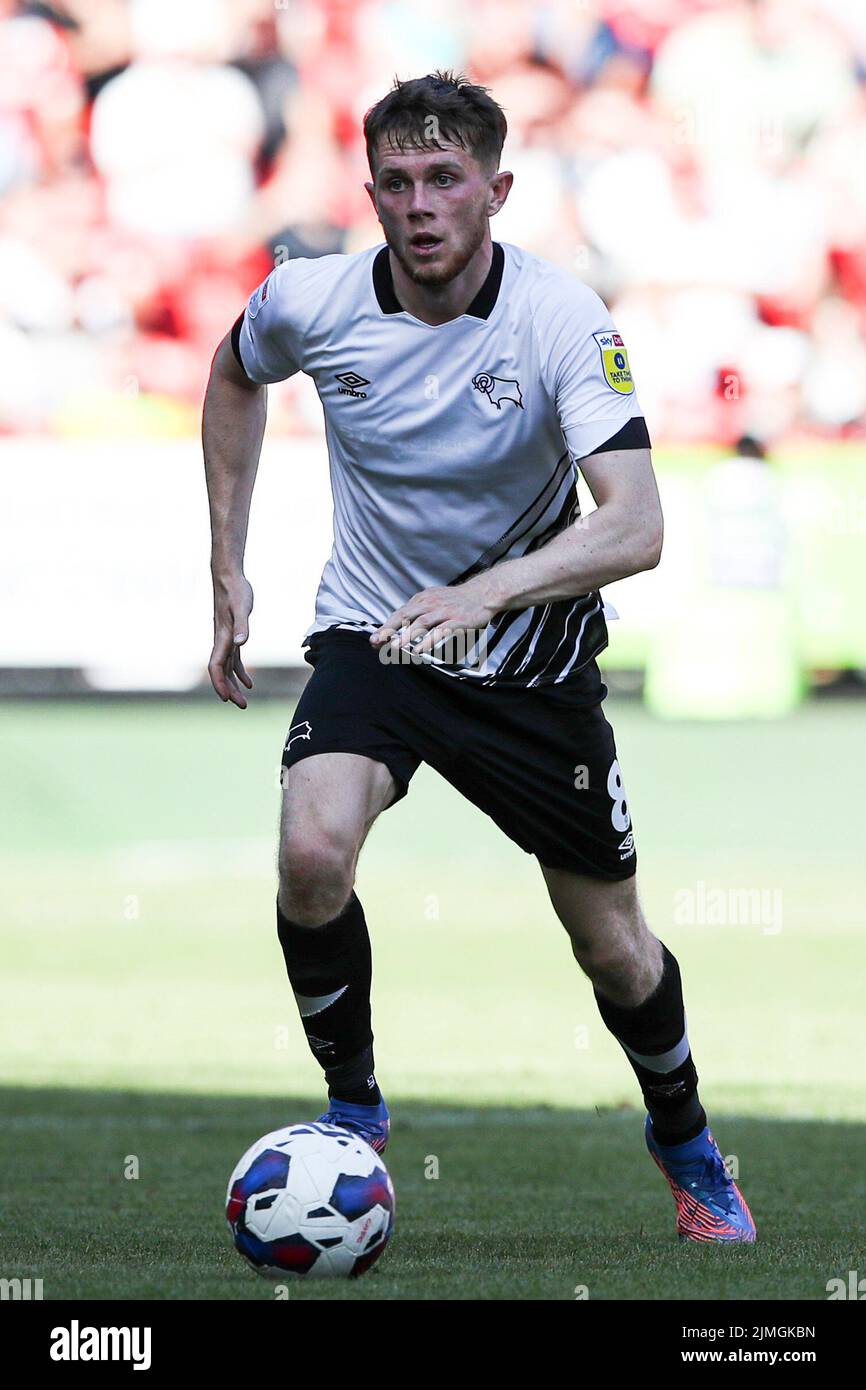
[0,1086,863,1301]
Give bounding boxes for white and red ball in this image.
[226,1122,395,1279]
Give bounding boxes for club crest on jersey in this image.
[593,332,634,395]
[472,372,524,411]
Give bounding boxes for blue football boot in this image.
[645,1115,756,1243]
[316,1095,391,1155]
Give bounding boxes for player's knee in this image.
[570,932,625,980]
[567,904,649,978]
[572,917,661,1004]
[277,829,356,926]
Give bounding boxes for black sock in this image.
[593,942,706,1145]
[276,891,381,1106]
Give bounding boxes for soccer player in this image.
[203,71,755,1243]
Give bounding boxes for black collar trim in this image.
[372,242,505,320]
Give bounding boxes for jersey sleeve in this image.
[535,277,646,461]
[236,261,304,385]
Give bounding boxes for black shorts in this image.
[280,628,637,880]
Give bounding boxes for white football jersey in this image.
[236,240,647,687]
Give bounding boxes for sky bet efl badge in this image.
[593,331,634,394]
[247,271,272,320]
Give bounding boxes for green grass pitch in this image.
[1,695,864,1300]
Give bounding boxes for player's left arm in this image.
[370,446,662,652]
[478,443,663,609]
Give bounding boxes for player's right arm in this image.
[202,330,267,708]
[203,263,304,707]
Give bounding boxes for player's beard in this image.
[387,216,488,291]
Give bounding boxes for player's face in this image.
[367,140,498,289]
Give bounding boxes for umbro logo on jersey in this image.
[335,370,370,399]
[472,372,524,411]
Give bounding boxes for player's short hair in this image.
[364,70,507,178]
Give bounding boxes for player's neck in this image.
[388,239,494,326]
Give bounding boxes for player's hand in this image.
[209,573,254,708]
[369,575,501,658]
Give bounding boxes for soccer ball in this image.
[226,1122,395,1279]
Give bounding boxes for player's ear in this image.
[488,169,513,217]
[364,180,378,214]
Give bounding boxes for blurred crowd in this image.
[1,0,865,441]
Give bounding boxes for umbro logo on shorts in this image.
[618,831,635,858]
[335,370,370,399]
